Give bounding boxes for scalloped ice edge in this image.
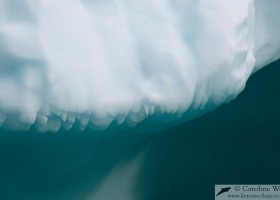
[0,0,279,132]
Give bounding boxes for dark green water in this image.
[0,59,279,200]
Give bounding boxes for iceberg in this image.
[0,1,279,132]
[0,1,280,200]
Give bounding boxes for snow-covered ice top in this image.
[0,0,279,131]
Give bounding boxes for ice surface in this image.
[0,0,279,131]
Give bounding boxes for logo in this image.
[216,187,231,196]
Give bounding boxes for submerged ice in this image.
[0,0,279,131]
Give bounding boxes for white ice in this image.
[0,0,279,131]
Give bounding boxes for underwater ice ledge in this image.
[0,0,279,132]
